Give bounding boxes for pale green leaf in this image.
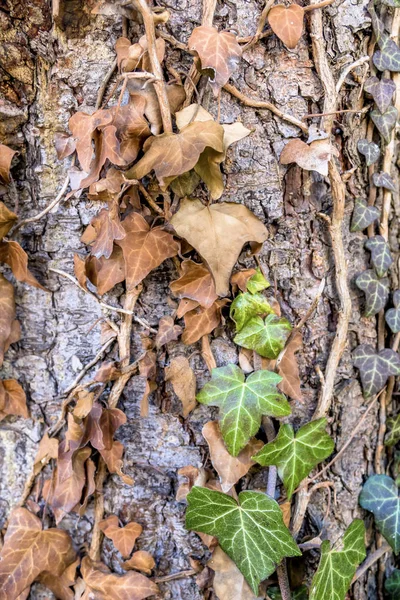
[350,198,380,232]
[246,268,270,294]
[359,475,400,553]
[385,414,400,447]
[234,314,292,359]
[355,269,389,317]
[230,292,274,332]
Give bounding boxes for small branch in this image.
[335,56,369,94]
[303,107,369,119]
[153,569,197,583]
[352,543,391,583]
[62,338,116,397]
[303,0,335,11]
[96,58,118,110]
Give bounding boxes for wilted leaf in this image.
[186,487,300,594]
[88,167,125,201]
[364,76,396,113]
[309,520,366,600]
[155,316,182,348]
[38,559,79,600]
[100,440,134,485]
[73,390,95,419]
[350,198,380,232]
[170,170,201,197]
[170,260,218,308]
[386,290,400,333]
[129,84,185,136]
[277,331,303,401]
[99,515,142,558]
[116,212,179,290]
[357,139,380,166]
[355,269,389,316]
[372,171,396,192]
[359,475,400,553]
[234,314,292,359]
[268,4,304,49]
[207,546,261,600]
[94,362,121,383]
[0,202,18,238]
[0,240,45,289]
[55,134,76,161]
[0,144,17,184]
[231,268,257,293]
[33,434,59,475]
[188,26,242,94]
[246,268,269,294]
[51,447,92,521]
[122,551,155,575]
[165,356,197,417]
[353,344,400,398]
[230,292,274,332]
[373,34,400,72]
[385,414,400,447]
[85,246,126,296]
[253,419,334,498]
[81,125,126,189]
[385,568,400,599]
[371,106,398,142]
[171,198,268,296]
[0,273,16,365]
[365,235,393,277]
[177,298,199,318]
[86,207,126,260]
[69,109,113,172]
[280,139,337,176]
[0,379,28,421]
[111,100,151,164]
[197,364,290,456]
[182,300,227,345]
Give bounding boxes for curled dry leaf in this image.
[171,198,268,296]
[73,390,95,419]
[277,330,303,401]
[268,4,304,49]
[182,299,228,345]
[177,298,199,318]
[170,259,218,308]
[165,356,197,417]
[280,138,338,177]
[54,133,76,161]
[38,558,79,600]
[0,201,18,239]
[0,240,45,290]
[0,143,17,184]
[81,125,126,189]
[99,515,143,558]
[33,433,59,475]
[0,378,28,421]
[111,99,151,164]
[155,315,182,348]
[207,546,260,600]
[68,109,113,172]
[51,447,92,522]
[85,207,126,260]
[188,26,242,95]
[122,551,155,575]
[231,269,257,293]
[86,246,126,296]
[129,83,185,136]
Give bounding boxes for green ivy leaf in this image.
[364,76,396,113]
[385,569,400,600]
[246,268,270,294]
[372,171,396,193]
[365,235,393,277]
[371,106,398,143]
[197,364,291,456]
[355,269,389,317]
[186,486,301,594]
[350,198,380,232]
[385,414,400,447]
[253,418,334,499]
[385,290,400,333]
[230,292,274,332]
[234,314,292,359]
[357,139,380,166]
[353,344,400,398]
[309,520,366,600]
[359,475,400,553]
[373,35,400,72]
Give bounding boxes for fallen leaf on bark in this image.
[100,440,134,485]
[171,198,268,296]
[207,546,260,600]
[94,361,122,383]
[165,356,197,417]
[182,300,227,345]
[69,109,113,172]
[280,139,338,176]
[99,515,143,558]
[277,330,303,401]
[177,298,200,318]
[128,83,185,136]
[38,558,79,600]
[268,4,304,49]
[88,167,125,202]
[33,433,59,475]
[176,466,208,502]
[0,273,16,365]
[0,378,28,421]
[51,447,92,522]
[122,551,155,575]
[170,260,218,308]
[0,144,17,184]
[74,457,96,516]
[0,201,18,238]
[115,37,142,71]
[0,241,45,290]
[155,315,182,348]
[86,207,126,260]
[85,246,126,296]
[231,269,257,293]
[55,134,77,161]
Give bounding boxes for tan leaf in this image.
[0,273,16,365]
[33,434,59,475]
[155,315,182,348]
[0,507,76,599]
[100,440,134,485]
[0,144,17,184]
[73,254,89,291]
[51,447,92,521]
[176,466,208,502]
[81,556,158,600]
[238,348,254,374]
[38,558,79,600]
[202,421,263,493]
[171,198,268,296]
[231,269,257,293]
[81,125,126,189]
[126,121,224,188]
[100,321,118,345]
[138,35,165,72]
[188,26,242,95]
[182,300,227,345]
[138,350,157,380]
[280,138,338,177]
[268,4,304,49]
[115,37,140,71]
[280,501,291,528]
[170,260,218,308]
[277,330,303,401]
[86,207,126,260]
[0,379,28,421]
[207,546,259,600]
[94,361,122,383]
[165,356,197,417]
[69,109,113,172]
[55,134,76,160]
[73,390,95,419]
[88,167,125,202]
[74,456,96,516]
[99,515,142,558]
[86,246,126,296]
[0,240,46,290]
[116,212,179,290]
[176,298,199,318]
[0,201,18,238]
[111,100,151,164]
[122,551,155,575]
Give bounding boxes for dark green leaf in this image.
[359,475,400,553]
[355,269,389,317]
[253,418,334,499]
[365,235,393,277]
[309,520,366,600]
[350,198,380,232]
[371,106,398,143]
[385,290,400,332]
[230,292,274,332]
[373,35,400,72]
[357,139,380,166]
[234,314,292,359]
[197,364,291,456]
[246,268,270,294]
[186,486,301,594]
[372,171,396,192]
[385,414,400,447]
[385,569,400,600]
[353,344,400,398]
[364,76,396,113]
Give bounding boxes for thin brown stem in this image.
[277,561,291,600]
[303,0,335,11]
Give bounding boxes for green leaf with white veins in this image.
[230,292,274,332]
[371,106,398,143]
[355,269,389,317]
[385,414,400,447]
[373,34,400,72]
[359,475,400,553]
[309,520,366,600]
[385,568,400,600]
[386,290,400,333]
[365,235,393,278]
[234,314,292,358]
[253,418,334,499]
[357,139,380,166]
[197,364,291,456]
[186,487,301,595]
[353,344,400,398]
[350,198,380,232]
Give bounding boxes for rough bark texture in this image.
[0,0,390,598]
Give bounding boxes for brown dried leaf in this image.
[207,546,259,600]
[280,501,291,528]
[155,315,182,348]
[0,240,46,290]
[128,83,185,136]
[165,356,197,417]
[0,379,28,422]
[99,515,142,558]
[277,330,303,401]
[202,421,263,493]
[81,126,126,189]
[111,100,151,164]
[116,212,179,290]
[0,201,18,239]
[231,269,257,293]
[69,109,113,172]
[87,207,126,260]
[171,198,268,296]
[38,558,79,600]
[188,26,242,95]
[94,361,122,383]
[51,447,92,521]
[74,456,96,516]
[0,144,17,184]
[55,134,76,161]
[73,390,95,420]
[88,167,125,202]
[122,551,155,575]
[33,434,59,475]
[280,138,338,177]
[0,507,76,599]
[176,298,199,319]
[182,299,227,345]
[268,4,304,49]
[0,273,16,366]
[100,440,134,485]
[170,260,218,308]
[86,246,126,296]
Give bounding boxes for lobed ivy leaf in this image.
[371,106,398,143]
[373,34,400,72]
[186,486,301,594]
[357,139,380,166]
[230,292,274,332]
[246,268,270,294]
[372,171,396,192]
[364,76,396,113]
[385,414,400,447]
[197,364,291,456]
[359,475,400,553]
[234,314,292,359]
[385,569,400,600]
[353,344,400,398]
[350,198,380,232]
[365,235,393,277]
[355,269,389,317]
[309,520,366,600]
[253,418,334,499]
[385,290,400,333]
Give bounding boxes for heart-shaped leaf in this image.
[350,198,380,232]
[234,314,292,359]
[268,5,304,49]
[197,364,291,456]
[357,139,380,166]
[355,269,389,316]
[309,520,366,600]
[373,34,400,72]
[385,289,400,333]
[385,569,400,600]
[364,76,396,113]
[365,235,393,277]
[230,292,274,331]
[186,487,301,594]
[372,171,396,192]
[353,344,400,398]
[253,418,334,499]
[371,106,398,142]
[280,138,337,176]
[359,475,400,553]
[385,414,400,447]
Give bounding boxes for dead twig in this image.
[153,569,197,583]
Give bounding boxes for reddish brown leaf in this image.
[74,456,96,516]
[51,447,92,521]
[0,240,45,290]
[155,315,182,348]
[111,100,151,164]
[230,269,257,293]
[176,298,199,319]
[0,273,16,366]
[55,134,76,160]
[0,143,17,184]
[0,507,76,599]
[268,5,304,49]
[165,356,197,417]
[122,551,155,575]
[188,26,242,95]
[0,201,18,239]
[83,246,126,296]
[74,254,89,291]
[69,109,113,172]
[116,212,179,290]
[0,379,28,421]
[115,37,139,71]
[182,300,227,345]
[99,407,127,450]
[99,515,142,558]
[277,330,303,401]
[170,260,218,308]
[33,433,59,475]
[81,125,126,189]
[94,361,122,383]
[87,207,126,260]
[100,440,134,485]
